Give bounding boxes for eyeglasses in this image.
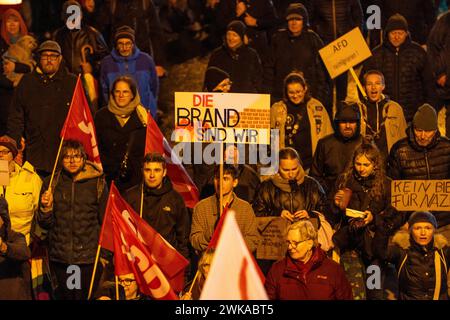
[113,90,132,97]
[62,154,83,162]
[118,278,136,286]
[286,239,309,248]
[40,54,60,62]
[117,42,133,48]
[0,150,11,156]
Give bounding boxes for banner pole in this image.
[87,244,102,300]
[219,143,223,216]
[349,67,367,100]
[115,275,120,300]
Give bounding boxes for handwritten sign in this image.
[174,92,270,144]
[319,27,372,79]
[391,180,450,211]
[256,217,289,260]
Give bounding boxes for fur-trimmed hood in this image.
[392,230,449,250]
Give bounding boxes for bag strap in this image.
[398,253,408,278]
[433,251,442,300]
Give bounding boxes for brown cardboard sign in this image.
[256,217,289,260]
[391,180,450,211]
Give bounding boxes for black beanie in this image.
[413,104,437,131]
[285,3,309,26]
[226,20,246,41]
[334,101,361,122]
[204,67,230,92]
[408,211,437,229]
[115,25,136,44]
[385,14,409,34]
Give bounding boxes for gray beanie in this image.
[408,211,437,229]
[413,104,437,131]
[37,40,62,55]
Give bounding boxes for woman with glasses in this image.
[271,72,333,171]
[265,220,353,300]
[94,75,147,191]
[37,139,108,300]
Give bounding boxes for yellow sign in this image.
[391,180,450,211]
[174,92,271,144]
[319,27,372,79]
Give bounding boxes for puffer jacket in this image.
[388,126,450,180]
[7,66,77,174]
[123,178,190,259]
[37,162,108,265]
[253,175,332,223]
[374,230,450,300]
[310,0,363,44]
[265,247,353,300]
[362,33,434,122]
[53,23,109,75]
[100,47,158,116]
[268,28,331,106]
[206,44,263,93]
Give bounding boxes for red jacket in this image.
[265,248,353,300]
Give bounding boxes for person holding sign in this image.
[333,142,396,299]
[374,211,450,300]
[388,104,450,238]
[265,220,353,300]
[271,71,333,171]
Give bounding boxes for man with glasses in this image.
[7,40,77,179]
[100,25,159,117]
[38,140,108,300]
[265,220,353,300]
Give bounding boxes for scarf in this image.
[107,91,142,118]
[271,165,306,192]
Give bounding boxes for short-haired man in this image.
[190,164,259,254]
[123,152,190,259]
[360,70,407,159]
[38,140,108,300]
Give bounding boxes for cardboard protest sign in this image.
[319,27,372,79]
[174,92,270,144]
[391,180,450,211]
[256,217,289,260]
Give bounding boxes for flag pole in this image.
[140,182,144,218]
[187,270,200,295]
[115,275,120,300]
[219,143,223,216]
[48,75,82,191]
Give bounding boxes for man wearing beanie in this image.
[374,211,450,300]
[388,104,450,239]
[362,13,434,123]
[267,3,331,109]
[205,20,262,93]
[100,25,159,117]
[310,101,363,200]
[53,0,109,77]
[7,40,77,178]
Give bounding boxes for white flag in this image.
[200,211,268,300]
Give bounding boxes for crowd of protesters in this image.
[1,0,450,301]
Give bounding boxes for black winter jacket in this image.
[37,162,108,265]
[268,28,330,106]
[94,106,147,191]
[7,66,77,174]
[0,197,31,300]
[53,24,109,75]
[363,34,434,122]
[206,44,263,93]
[310,0,363,44]
[123,178,190,259]
[374,230,450,300]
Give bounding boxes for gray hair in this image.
[287,220,318,247]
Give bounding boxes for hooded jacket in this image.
[123,177,190,259]
[0,197,32,300]
[265,247,353,300]
[37,162,108,265]
[100,47,158,116]
[374,230,450,300]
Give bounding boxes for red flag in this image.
[206,205,230,250]
[60,76,102,169]
[99,182,189,298]
[145,112,199,208]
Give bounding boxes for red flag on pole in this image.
[145,112,199,208]
[99,182,189,298]
[60,76,102,169]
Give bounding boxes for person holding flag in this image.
[37,140,108,300]
[190,164,259,255]
[123,152,190,259]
